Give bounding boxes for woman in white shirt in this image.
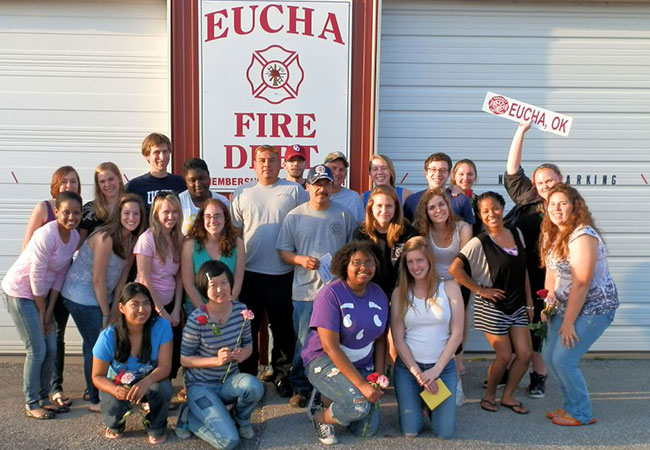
[391,237,464,438]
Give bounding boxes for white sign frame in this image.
[199,0,353,191]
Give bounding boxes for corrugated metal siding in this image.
[0,0,169,353]
[378,0,650,351]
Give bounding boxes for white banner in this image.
[200,1,353,191]
[482,91,573,137]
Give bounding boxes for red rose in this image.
[114,369,125,385]
[366,372,379,384]
[536,289,549,299]
[197,315,208,325]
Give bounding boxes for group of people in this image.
[2,120,619,447]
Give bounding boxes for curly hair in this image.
[360,185,405,248]
[330,241,380,281]
[413,187,457,239]
[539,183,600,267]
[187,198,237,257]
[394,236,440,320]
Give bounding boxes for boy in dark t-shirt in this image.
[125,133,186,215]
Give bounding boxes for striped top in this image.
[181,301,252,385]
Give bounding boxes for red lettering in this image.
[271,114,291,137]
[508,102,518,117]
[254,113,266,138]
[515,104,525,119]
[531,109,540,123]
[538,113,546,128]
[317,12,344,44]
[260,4,283,33]
[296,113,316,138]
[233,6,256,35]
[557,118,568,133]
[552,116,561,130]
[523,107,533,121]
[205,9,228,41]
[288,6,314,36]
[235,113,254,137]
[225,145,247,169]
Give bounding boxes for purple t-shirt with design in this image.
[301,279,388,371]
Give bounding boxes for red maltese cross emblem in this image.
[246,45,304,104]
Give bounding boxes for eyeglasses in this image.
[349,259,376,268]
[154,191,179,201]
[427,167,449,175]
[204,213,224,222]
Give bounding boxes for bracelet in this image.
[525,306,534,311]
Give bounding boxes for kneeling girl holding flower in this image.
[176,260,263,449]
[91,282,173,444]
[301,241,389,445]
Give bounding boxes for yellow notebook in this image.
[420,379,452,410]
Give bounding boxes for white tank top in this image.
[403,282,451,364]
[430,224,460,280]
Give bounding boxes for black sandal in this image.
[480,398,498,412]
[500,400,529,415]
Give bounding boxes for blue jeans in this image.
[64,298,102,404]
[542,312,615,424]
[99,379,172,437]
[6,296,57,409]
[394,357,457,438]
[288,300,313,392]
[306,356,380,436]
[182,373,263,450]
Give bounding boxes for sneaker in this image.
[175,404,192,440]
[259,365,275,382]
[312,407,337,445]
[528,372,547,398]
[275,377,293,398]
[482,370,508,389]
[238,424,255,440]
[289,390,309,408]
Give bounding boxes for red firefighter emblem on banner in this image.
[246,45,304,104]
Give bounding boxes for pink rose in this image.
[241,309,255,321]
[377,375,389,389]
[121,372,135,385]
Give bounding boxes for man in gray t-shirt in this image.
[276,164,356,406]
[230,144,308,396]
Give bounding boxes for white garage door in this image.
[0,0,169,352]
[378,0,650,351]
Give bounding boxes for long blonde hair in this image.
[360,185,405,248]
[149,192,183,264]
[394,237,440,319]
[92,162,126,223]
[539,183,600,267]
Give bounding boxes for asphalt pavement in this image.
[0,355,648,449]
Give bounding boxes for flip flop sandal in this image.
[551,415,596,426]
[480,398,498,412]
[105,428,123,439]
[546,409,567,419]
[25,408,55,420]
[500,401,529,415]
[51,392,72,407]
[148,433,167,445]
[42,402,70,414]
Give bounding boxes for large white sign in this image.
[482,91,573,137]
[200,0,352,190]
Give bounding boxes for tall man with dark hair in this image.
[231,145,309,397]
